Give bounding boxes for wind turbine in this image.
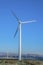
[11,11,36,61]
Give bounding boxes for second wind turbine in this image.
[11,11,36,61]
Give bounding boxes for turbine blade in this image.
[22,20,36,24]
[11,11,20,23]
[14,24,19,38]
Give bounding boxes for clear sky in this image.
[0,0,43,55]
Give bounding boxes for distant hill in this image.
[0,52,43,61]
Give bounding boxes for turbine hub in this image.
[19,21,22,24]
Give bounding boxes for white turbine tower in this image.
[11,11,36,61]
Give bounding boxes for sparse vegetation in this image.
[0,59,43,65]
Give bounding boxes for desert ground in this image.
[0,59,43,65]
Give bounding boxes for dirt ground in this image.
[0,59,43,65]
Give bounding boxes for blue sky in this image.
[0,0,43,54]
